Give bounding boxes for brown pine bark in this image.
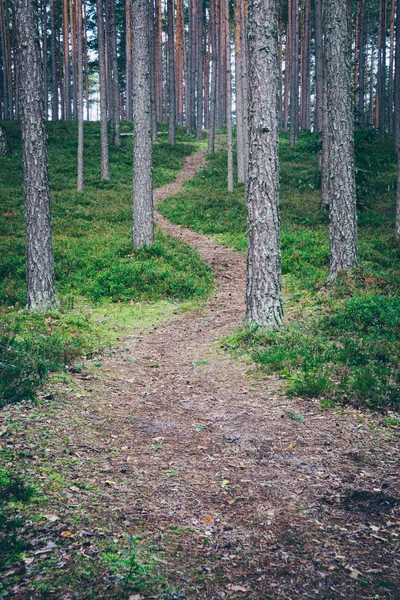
[176,0,185,125]
[325,0,358,279]
[196,0,204,139]
[76,0,83,190]
[301,0,310,130]
[314,0,323,132]
[70,0,77,119]
[132,0,154,248]
[14,0,58,310]
[234,0,244,181]
[50,0,58,119]
[246,0,283,329]
[83,0,89,120]
[289,0,299,145]
[0,0,11,119]
[224,0,233,191]
[208,0,217,152]
[96,0,110,179]
[125,0,132,121]
[42,0,48,118]
[167,0,176,143]
[388,0,396,133]
[395,0,400,148]
[370,31,376,126]
[377,0,387,135]
[203,19,210,129]
[353,0,359,106]
[63,0,71,119]
[358,0,367,127]
[283,0,290,130]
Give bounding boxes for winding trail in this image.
[8,151,398,599]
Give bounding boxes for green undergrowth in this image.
[0,121,212,406]
[159,131,400,409]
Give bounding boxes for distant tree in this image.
[246,0,284,329]
[132,0,154,248]
[167,0,176,144]
[0,123,10,156]
[77,0,84,191]
[96,0,110,180]
[325,0,358,278]
[13,0,58,311]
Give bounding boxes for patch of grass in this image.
[160,131,400,409]
[0,121,212,406]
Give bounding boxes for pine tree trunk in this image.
[149,0,158,140]
[176,0,185,125]
[77,0,84,190]
[239,0,249,183]
[125,0,132,122]
[96,0,110,179]
[42,0,48,118]
[289,0,299,145]
[50,0,58,119]
[0,0,10,119]
[196,0,204,139]
[63,0,71,119]
[132,0,154,248]
[301,0,310,130]
[0,123,11,155]
[70,0,78,119]
[14,0,59,311]
[167,0,176,143]
[397,146,400,238]
[83,0,90,120]
[109,0,120,145]
[370,32,376,126]
[283,0,290,130]
[358,0,367,127]
[378,0,387,135]
[235,0,244,181]
[395,0,400,149]
[246,0,283,329]
[204,21,210,128]
[325,0,358,279]
[208,0,217,152]
[314,0,323,132]
[388,0,396,133]
[225,0,233,191]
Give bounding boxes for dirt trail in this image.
[6,152,399,599]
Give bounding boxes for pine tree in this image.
[14,0,59,310]
[246,0,283,329]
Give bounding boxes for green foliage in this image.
[160,131,400,409]
[0,466,35,568]
[0,121,212,406]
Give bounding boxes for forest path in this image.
[76,150,397,598]
[9,151,398,599]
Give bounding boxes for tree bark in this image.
[0,123,11,155]
[167,0,176,143]
[234,0,244,181]
[395,0,400,148]
[77,0,84,190]
[300,0,310,130]
[0,0,11,119]
[208,0,217,152]
[132,0,154,248]
[377,0,387,135]
[14,0,58,310]
[42,0,48,118]
[314,0,323,132]
[388,0,395,133]
[325,0,358,279]
[358,0,367,127]
[96,0,110,179]
[289,0,299,145]
[246,0,283,329]
[125,0,133,121]
[109,0,120,145]
[196,0,204,139]
[63,0,71,119]
[224,0,233,191]
[50,0,58,119]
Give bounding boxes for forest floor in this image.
[1,150,399,600]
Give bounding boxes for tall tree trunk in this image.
[301,0,310,130]
[96,0,110,179]
[289,0,299,145]
[42,0,48,118]
[314,0,323,132]
[125,0,132,121]
[208,0,217,152]
[246,0,283,329]
[50,0,58,119]
[0,0,10,119]
[234,0,244,181]
[196,0,204,139]
[358,0,367,127]
[176,0,185,125]
[132,0,154,247]
[63,0,71,119]
[77,0,83,190]
[377,0,387,135]
[155,0,163,123]
[283,0,290,130]
[225,0,233,191]
[239,0,249,183]
[203,19,210,128]
[353,0,359,107]
[325,0,358,279]
[167,0,176,143]
[149,0,158,140]
[370,31,376,126]
[388,0,396,133]
[395,0,400,148]
[83,0,89,120]
[109,0,120,145]
[14,0,58,310]
[70,0,77,119]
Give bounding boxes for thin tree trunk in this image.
[155,0,163,123]
[378,0,387,135]
[246,0,283,329]
[388,0,395,133]
[234,0,244,181]
[14,0,58,310]
[70,0,77,119]
[370,32,375,126]
[239,0,249,183]
[42,0,48,118]
[196,0,204,139]
[63,0,71,119]
[149,0,158,140]
[96,0,110,179]
[167,0,176,143]
[83,0,89,120]
[208,0,217,152]
[325,0,358,278]
[77,0,83,190]
[358,0,367,127]
[125,0,132,121]
[395,0,400,148]
[203,18,210,129]
[289,0,299,145]
[0,0,10,119]
[225,0,233,191]
[132,0,154,247]
[176,0,184,125]
[109,0,120,145]
[353,0,359,107]
[301,0,310,130]
[0,123,11,155]
[283,0,290,130]
[314,0,323,132]
[50,0,58,119]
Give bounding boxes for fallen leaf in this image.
[44,514,59,522]
[60,530,74,538]
[205,515,214,523]
[226,584,249,593]
[286,443,294,451]
[226,499,235,505]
